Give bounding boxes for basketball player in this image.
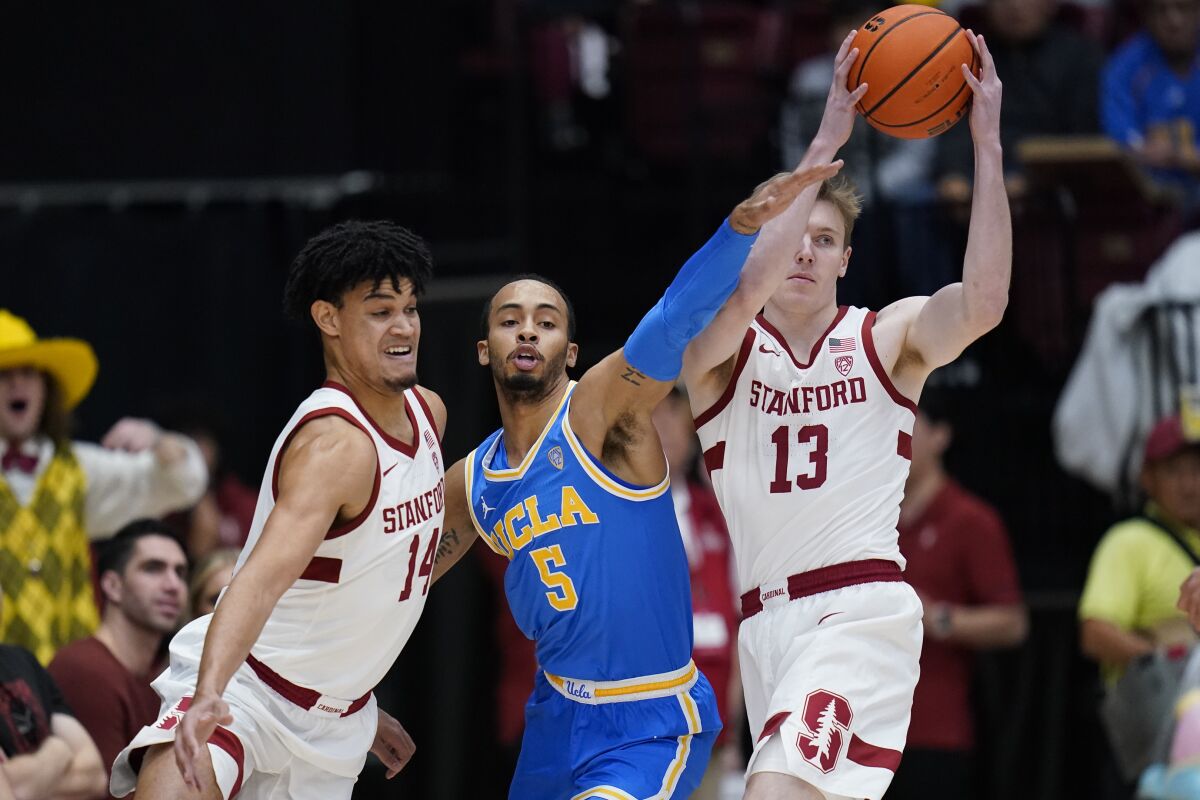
[681,31,1009,800]
[110,221,444,799]
[431,160,841,798]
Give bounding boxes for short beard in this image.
[384,372,419,393]
[492,347,567,405]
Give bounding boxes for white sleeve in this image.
[75,438,209,540]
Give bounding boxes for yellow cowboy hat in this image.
[0,310,97,410]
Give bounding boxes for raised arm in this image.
[683,30,865,396]
[174,416,377,789]
[568,161,837,477]
[892,32,1010,375]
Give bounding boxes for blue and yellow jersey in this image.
[466,383,694,680]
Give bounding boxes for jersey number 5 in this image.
[531,544,579,611]
[769,424,829,493]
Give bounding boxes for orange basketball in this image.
[848,5,979,139]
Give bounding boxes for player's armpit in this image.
[431,459,477,584]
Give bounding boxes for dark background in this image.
[1,1,1146,796]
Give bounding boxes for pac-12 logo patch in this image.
[795,689,853,773]
[547,446,564,470]
[834,355,854,376]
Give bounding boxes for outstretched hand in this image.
[815,29,870,150]
[729,161,844,235]
[962,30,1002,143]
[174,693,234,790]
[372,709,416,779]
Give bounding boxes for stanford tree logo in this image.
[795,689,853,773]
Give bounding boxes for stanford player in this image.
[681,31,1009,800]
[112,221,444,799]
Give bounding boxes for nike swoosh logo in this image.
[383,463,399,477]
[759,344,782,356]
[817,612,844,626]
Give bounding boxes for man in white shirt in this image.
[0,309,207,663]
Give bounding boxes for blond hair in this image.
[188,548,239,618]
[817,177,863,245]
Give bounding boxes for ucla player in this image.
[432,162,841,799]
[112,221,442,799]
[682,32,1009,800]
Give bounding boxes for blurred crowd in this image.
[2,0,1200,798]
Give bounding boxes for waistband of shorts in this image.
[740,559,904,619]
[246,654,372,718]
[544,660,698,705]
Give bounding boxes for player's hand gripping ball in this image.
[847,5,980,139]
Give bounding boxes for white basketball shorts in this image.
[738,576,923,800]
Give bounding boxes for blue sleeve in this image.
[1101,42,1144,146]
[624,219,758,381]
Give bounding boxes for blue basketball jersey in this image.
[465,383,695,680]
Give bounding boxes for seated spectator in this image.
[1102,0,1200,199]
[187,547,238,619]
[889,388,1028,800]
[0,310,206,664]
[652,387,741,799]
[1080,414,1200,791]
[1081,415,1200,677]
[936,0,1103,205]
[48,519,187,788]
[0,599,107,798]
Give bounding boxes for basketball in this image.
[848,5,979,139]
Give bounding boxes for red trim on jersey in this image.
[897,430,913,461]
[847,733,903,772]
[270,407,383,541]
[703,441,726,473]
[754,306,848,370]
[694,329,756,430]
[861,312,918,414]
[412,388,441,441]
[245,654,373,717]
[208,727,245,796]
[298,556,342,583]
[740,559,904,619]
[322,380,422,457]
[758,710,792,742]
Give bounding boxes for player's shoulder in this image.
[287,413,377,469]
[874,295,928,327]
[413,385,447,440]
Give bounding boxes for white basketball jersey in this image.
[694,307,914,594]
[230,381,445,701]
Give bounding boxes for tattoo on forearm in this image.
[621,366,648,386]
[434,528,461,565]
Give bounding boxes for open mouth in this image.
[384,346,413,359]
[7,400,28,414]
[511,346,542,371]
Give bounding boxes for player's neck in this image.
[899,467,946,527]
[325,368,414,440]
[95,615,162,677]
[761,301,841,356]
[496,376,570,464]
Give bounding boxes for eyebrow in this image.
[495,302,562,315]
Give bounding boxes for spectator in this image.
[1081,415,1200,675]
[936,0,1103,205]
[48,519,187,790]
[1081,415,1200,794]
[0,598,107,799]
[0,310,206,664]
[652,387,742,800]
[889,389,1028,800]
[1102,0,1200,198]
[187,547,238,619]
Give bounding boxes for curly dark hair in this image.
[283,220,434,323]
[479,273,577,340]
